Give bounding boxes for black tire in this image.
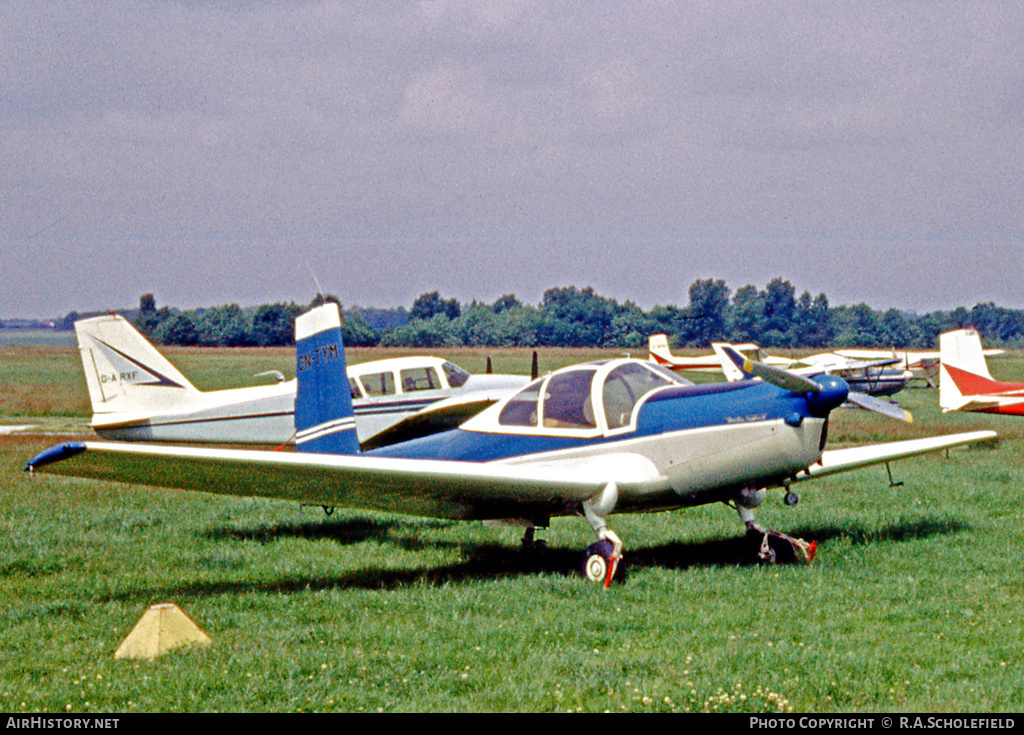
[580,540,626,584]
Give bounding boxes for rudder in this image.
[940,329,997,411]
[75,314,199,417]
[294,303,360,454]
[648,334,673,365]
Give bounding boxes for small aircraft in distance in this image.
[648,334,791,374]
[650,334,910,398]
[833,344,1002,389]
[29,304,994,587]
[940,329,1024,416]
[713,344,913,423]
[74,313,529,450]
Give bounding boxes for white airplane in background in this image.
[75,314,529,450]
[777,351,911,398]
[833,348,941,387]
[940,329,1023,416]
[833,345,1002,388]
[648,334,790,374]
[29,304,995,587]
[713,344,913,422]
[650,334,910,398]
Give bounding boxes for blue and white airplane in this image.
[74,313,529,449]
[28,304,995,586]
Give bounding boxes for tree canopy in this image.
[115,279,1024,350]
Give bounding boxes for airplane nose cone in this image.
[806,374,849,417]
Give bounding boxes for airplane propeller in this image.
[727,349,913,423]
[739,356,820,394]
[844,390,912,423]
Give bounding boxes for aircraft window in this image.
[360,371,396,396]
[442,361,470,388]
[499,380,541,427]
[348,378,363,399]
[603,363,677,429]
[400,367,441,392]
[542,369,597,430]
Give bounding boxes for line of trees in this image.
[112,278,1024,350]
[129,293,380,348]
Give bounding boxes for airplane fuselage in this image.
[366,376,841,518]
[91,365,528,446]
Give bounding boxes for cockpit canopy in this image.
[465,359,691,436]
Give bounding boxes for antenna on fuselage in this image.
[307,264,326,304]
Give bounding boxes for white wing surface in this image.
[795,431,996,480]
[25,442,670,521]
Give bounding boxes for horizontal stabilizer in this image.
[360,392,503,450]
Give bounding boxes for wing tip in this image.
[24,442,88,473]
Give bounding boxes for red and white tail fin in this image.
[647,334,675,366]
[939,329,1016,412]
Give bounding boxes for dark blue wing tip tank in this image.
[24,442,87,473]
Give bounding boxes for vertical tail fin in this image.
[294,303,360,454]
[940,329,998,412]
[940,329,994,379]
[75,314,200,417]
[647,334,673,365]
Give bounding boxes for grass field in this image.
[1,345,1023,712]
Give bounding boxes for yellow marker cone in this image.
[114,603,212,660]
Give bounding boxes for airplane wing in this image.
[797,354,901,373]
[360,391,508,451]
[26,430,996,519]
[795,431,996,480]
[24,441,669,521]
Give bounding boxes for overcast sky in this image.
[3,1,1022,319]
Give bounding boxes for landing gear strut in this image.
[579,482,626,587]
[521,525,547,552]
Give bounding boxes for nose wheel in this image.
[579,483,626,587]
[734,495,817,565]
[581,538,626,586]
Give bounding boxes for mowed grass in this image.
[1,346,1023,712]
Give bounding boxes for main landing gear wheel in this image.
[581,540,626,586]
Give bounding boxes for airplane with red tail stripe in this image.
[940,329,1024,416]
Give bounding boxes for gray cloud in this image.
[3,1,1022,318]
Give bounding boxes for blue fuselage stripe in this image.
[368,380,815,463]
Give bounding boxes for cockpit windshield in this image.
[498,379,541,427]
[494,360,686,434]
